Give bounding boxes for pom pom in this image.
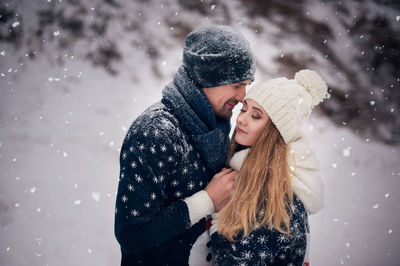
[294,69,328,106]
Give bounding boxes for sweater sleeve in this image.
[288,132,325,214]
[114,121,192,254]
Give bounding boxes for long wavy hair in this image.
[218,119,293,241]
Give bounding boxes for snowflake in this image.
[187,181,195,190]
[278,234,288,243]
[144,202,151,208]
[129,146,134,152]
[240,238,249,246]
[160,144,167,152]
[159,175,165,182]
[193,162,199,169]
[238,263,247,266]
[167,156,173,162]
[279,254,286,260]
[241,250,252,260]
[294,231,303,240]
[175,191,182,197]
[171,180,179,187]
[138,157,143,163]
[127,184,134,191]
[130,161,137,168]
[257,235,267,244]
[120,172,125,179]
[253,223,261,230]
[153,129,160,137]
[259,251,268,259]
[150,146,156,154]
[295,248,304,256]
[199,181,203,187]
[138,144,145,151]
[231,244,237,251]
[158,161,164,168]
[115,208,118,214]
[122,152,127,160]
[121,195,128,203]
[135,175,143,183]
[182,168,188,174]
[130,209,139,216]
[143,132,148,137]
[153,177,159,183]
[150,193,157,200]
[288,263,295,266]
[293,222,299,229]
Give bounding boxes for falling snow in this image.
[0,1,399,266]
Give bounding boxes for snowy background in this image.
[1,0,399,265]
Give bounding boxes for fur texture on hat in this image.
[244,69,328,143]
[183,25,256,88]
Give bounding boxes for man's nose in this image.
[235,86,246,102]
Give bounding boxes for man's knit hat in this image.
[244,69,328,144]
[183,25,256,88]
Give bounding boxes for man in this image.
[114,25,256,265]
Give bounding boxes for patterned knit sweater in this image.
[211,196,309,266]
[114,67,230,265]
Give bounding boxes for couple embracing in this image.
[115,25,326,266]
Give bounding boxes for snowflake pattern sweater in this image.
[211,197,309,266]
[114,66,230,265]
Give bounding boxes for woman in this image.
[210,69,327,265]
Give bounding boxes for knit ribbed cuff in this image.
[184,190,215,226]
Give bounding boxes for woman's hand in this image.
[205,168,237,212]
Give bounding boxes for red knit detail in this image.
[206,216,212,230]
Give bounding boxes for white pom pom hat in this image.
[244,69,328,143]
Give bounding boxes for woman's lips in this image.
[236,127,247,134]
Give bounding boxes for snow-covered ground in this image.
[1,1,399,265]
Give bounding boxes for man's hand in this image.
[205,168,237,212]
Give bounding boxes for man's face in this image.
[202,80,251,119]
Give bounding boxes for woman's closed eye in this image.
[240,108,261,119]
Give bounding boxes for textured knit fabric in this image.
[183,25,256,88]
[288,133,325,214]
[114,67,230,266]
[211,196,309,266]
[244,70,327,143]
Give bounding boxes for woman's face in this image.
[235,99,269,147]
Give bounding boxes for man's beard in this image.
[215,99,238,119]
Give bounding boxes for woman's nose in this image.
[237,113,246,125]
